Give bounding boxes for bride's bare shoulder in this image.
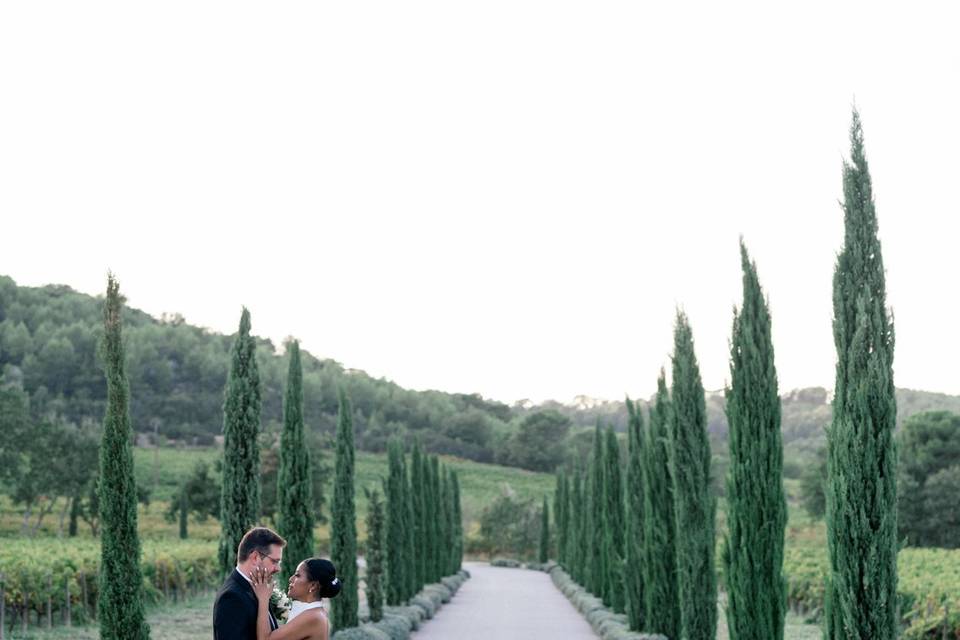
[315,610,330,640]
[303,608,329,639]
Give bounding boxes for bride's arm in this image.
[250,567,275,640]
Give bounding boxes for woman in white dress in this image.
[251,557,341,640]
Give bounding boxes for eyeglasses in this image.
[259,550,282,567]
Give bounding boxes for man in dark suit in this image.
[213,527,287,639]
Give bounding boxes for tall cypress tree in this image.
[428,456,442,581]
[671,312,716,640]
[97,275,150,640]
[576,463,589,585]
[602,426,626,612]
[554,470,568,567]
[538,495,550,563]
[364,487,386,623]
[437,464,451,577]
[589,424,605,597]
[178,487,188,540]
[331,388,358,631]
[403,458,417,598]
[411,442,426,590]
[644,371,681,640]
[278,341,313,584]
[218,308,262,578]
[566,464,583,580]
[624,397,646,631]
[384,438,406,605]
[722,242,787,640]
[825,110,898,640]
[450,470,463,574]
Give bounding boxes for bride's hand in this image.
[250,566,274,603]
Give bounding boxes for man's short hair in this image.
[237,527,286,563]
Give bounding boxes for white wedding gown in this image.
[287,600,325,623]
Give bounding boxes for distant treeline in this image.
[2,274,959,472]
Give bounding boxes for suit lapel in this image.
[233,569,278,630]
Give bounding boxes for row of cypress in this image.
[551,251,781,640]
[383,438,463,607]
[93,110,895,640]
[554,362,689,640]
[213,308,365,632]
[552,110,897,640]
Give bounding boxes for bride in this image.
[251,557,341,640]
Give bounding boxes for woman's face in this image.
[287,562,316,600]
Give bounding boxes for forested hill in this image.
[2,275,959,469]
[0,275,512,461]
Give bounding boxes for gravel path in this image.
[411,562,598,640]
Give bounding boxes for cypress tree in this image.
[589,425,605,597]
[364,487,386,623]
[602,425,626,613]
[670,313,716,640]
[575,463,589,585]
[411,442,426,590]
[218,308,262,578]
[331,388,358,631]
[538,495,550,564]
[404,458,418,598]
[450,470,463,574]
[644,371,681,640]
[178,487,188,540]
[568,463,584,582]
[97,275,150,640]
[554,470,568,567]
[428,456,442,581]
[277,341,314,584]
[437,464,451,577]
[722,242,787,640]
[384,438,406,605]
[825,110,898,640]
[624,397,646,631]
[422,453,437,583]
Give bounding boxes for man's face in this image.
[256,544,283,577]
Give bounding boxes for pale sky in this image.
[2,2,958,405]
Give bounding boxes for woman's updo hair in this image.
[304,558,341,599]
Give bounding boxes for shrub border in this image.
[332,569,471,640]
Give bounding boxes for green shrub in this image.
[371,615,410,640]
[548,565,667,640]
[490,557,522,568]
[410,595,436,618]
[384,605,424,630]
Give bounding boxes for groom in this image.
[213,527,287,639]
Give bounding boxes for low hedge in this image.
[332,569,470,640]
[490,557,522,568]
[548,565,667,640]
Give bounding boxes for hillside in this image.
[3,274,960,472]
[0,275,513,463]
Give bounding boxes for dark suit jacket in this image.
[213,569,277,640]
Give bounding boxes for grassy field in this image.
[0,445,555,548]
[1,592,217,640]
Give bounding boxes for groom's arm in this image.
[214,591,253,639]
